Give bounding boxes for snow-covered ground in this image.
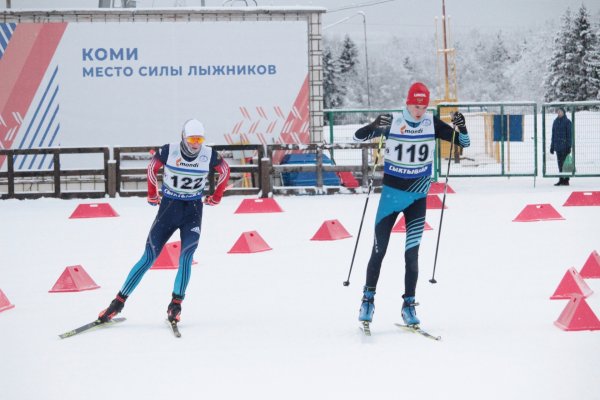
[1,177,600,400]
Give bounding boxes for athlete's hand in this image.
[147,195,161,206]
[451,112,466,129]
[373,114,392,129]
[203,195,220,206]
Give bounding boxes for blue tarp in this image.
[281,153,341,186]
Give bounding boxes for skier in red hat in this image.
[354,82,470,329]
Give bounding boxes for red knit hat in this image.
[406,82,430,106]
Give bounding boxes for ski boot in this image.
[98,292,127,323]
[359,286,376,322]
[167,293,183,323]
[401,295,420,326]
[358,286,376,335]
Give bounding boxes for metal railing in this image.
[325,104,540,179]
[437,102,538,178]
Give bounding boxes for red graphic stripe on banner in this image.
[273,74,310,164]
[257,133,267,145]
[0,23,67,167]
[274,106,285,119]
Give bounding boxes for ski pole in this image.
[343,134,385,287]
[429,124,457,284]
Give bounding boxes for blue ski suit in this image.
[119,142,229,299]
[354,109,470,296]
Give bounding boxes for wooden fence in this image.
[0,148,110,199]
[0,143,379,200]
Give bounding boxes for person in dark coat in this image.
[550,107,572,186]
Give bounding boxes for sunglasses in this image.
[186,136,205,144]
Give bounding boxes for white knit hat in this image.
[180,119,205,157]
[182,119,205,138]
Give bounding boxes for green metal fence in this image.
[436,102,538,178]
[325,108,398,166]
[325,103,538,179]
[323,108,396,186]
[542,101,600,178]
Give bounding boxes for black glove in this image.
[451,112,466,129]
[373,114,392,129]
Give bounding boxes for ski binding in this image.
[360,321,372,336]
[395,323,441,341]
[167,319,182,338]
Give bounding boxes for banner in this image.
[0,21,309,170]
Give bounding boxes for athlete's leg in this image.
[365,212,398,288]
[172,200,203,298]
[401,195,427,297]
[119,199,178,297]
[364,185,418,288]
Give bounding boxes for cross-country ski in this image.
[395,323,442,341]
[167,319,182,338]
[58,318,126,339]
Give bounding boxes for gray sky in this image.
[2,0,600,44]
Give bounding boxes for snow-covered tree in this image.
[571,5,598,100]
[485,31,514,100]
[456,31,514,101]
[453,33,484,101]
[544,5,600,102]
[338,35,359,75]
[323,46,344,109]
[505,26,554,102]
[321,4,598,106]
[338,35,362,107]
[403,56,415,76]
[587,38,600,100]
[362,35,433,107]
[544,9,578,101]
[366,54,408,108]
[575,5,600,100]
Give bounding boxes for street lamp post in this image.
[324,11,371,108]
